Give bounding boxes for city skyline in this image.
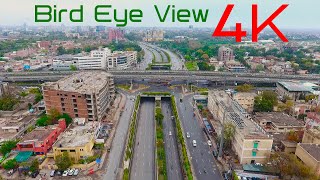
[0,0,319,29]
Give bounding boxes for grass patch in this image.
[116,84,130,91]
[185,61,198,71]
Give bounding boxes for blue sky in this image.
[0,0,319,29]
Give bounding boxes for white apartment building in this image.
[107,51,137,70]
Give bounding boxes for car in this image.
[207,140,212,146]
[212,149,218,157]
[56,170,63,176]
[62,170,69,177]
[68,168,75,176]
[242,177,248,180]
[223,172,229,180]
[50,170,55,177]
[171,116,174,120]
[169,131,172,136]
[30,170,39,178]
[192,140,197,147]
[179,98,183,102]
[73,169,79,176]
[186,132,190,138]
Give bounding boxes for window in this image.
[80,149,83,151]
[61,103,65,106]
[74,104,77,108]
[72,95,75,98]
[70,150,76,152]
[253,142,259,149]
[61,150,67,152]
[75,114,79,117]
[73,99,77,103]
[74,109,78,113]
[62,108,65,111]
[61,98,64,101]
[252,151,257,157]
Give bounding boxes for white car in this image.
[73,169,79,176]
[50,170,55,177]
[68,168,75,176]
[207,140,212,147]
[186,132,190,138]
[192,140,197,147]
[62,170,69,177]
[169,131,172,136]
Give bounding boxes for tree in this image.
[223,122,235,149]
[55,152,72,170]
[0,95,18,111]
[235,84,254,92]
[254,91,278,112]
[0,140,18,155]
[2,159,18,170]
[255,64,265,72]
[268,152,319,179]
[29,159,39,173]
[70,65,77,71]
[57,46,66,55]
[47,108,61,124]
[201,54,209,60]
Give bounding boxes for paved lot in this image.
[161,99,183,180]
[130,99,155,180]
[176,94,222,180]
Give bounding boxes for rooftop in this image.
[278,81,319,92]
[254,112,305,127]
[21,126,60,143]
[209,90,270,139]
[43,71,113,94]
[53,121,98,147]
[299,143,320,162]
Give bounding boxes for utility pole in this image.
[218,74,227,160]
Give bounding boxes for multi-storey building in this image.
[143,30,164,42]
[42,71,115,121]
[107,51,137,70]
[218,46,234,62]
[208,91,273,164]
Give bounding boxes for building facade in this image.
[208,91,273,164]
[218,46,234,62]
[42,71,115,121]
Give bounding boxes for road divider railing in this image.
[170,96,193,180]
[122,95,141,180]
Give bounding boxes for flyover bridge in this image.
[0,70,319,83]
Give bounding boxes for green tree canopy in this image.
[254,91,278,112]
[0,140,18,155]
[55,152,72,170]
[2,159,18,170]
[235,84,254,92]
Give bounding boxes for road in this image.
[104,94,135,180]
[175,94,222,180]
[161,48,186,70]
[130,98,155,180]
[138,43,153,70]
[161,99,183,180]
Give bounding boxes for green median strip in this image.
[155,101,167,180]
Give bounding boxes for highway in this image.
[130,98,155,180]
[138,44,153,70]
[161,48,186,70]
[175,94,222,180]
[161,99,183,180]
